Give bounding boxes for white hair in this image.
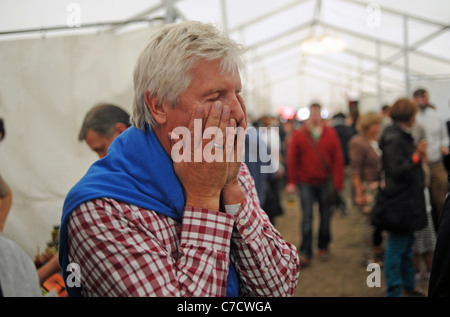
[131,21,246,130]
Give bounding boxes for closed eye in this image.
[207,96,220,102]
[205,92,220,103]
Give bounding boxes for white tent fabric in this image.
[0,0,449,259]
[0,28,152,256]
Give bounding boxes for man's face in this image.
[416,92,429,108]
[308,107,322,125]
[84,129,120,158]
[164,59,245,133]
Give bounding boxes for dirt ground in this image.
[273,187,430,297]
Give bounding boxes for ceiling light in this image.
[301,36,346,56]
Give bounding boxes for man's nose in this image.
[226,95,244,123]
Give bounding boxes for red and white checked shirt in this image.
[67,164,300,297]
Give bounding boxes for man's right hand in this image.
[171,102,232,211]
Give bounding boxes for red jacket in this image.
[287,123,344,190]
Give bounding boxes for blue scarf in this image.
[59,126,239,297]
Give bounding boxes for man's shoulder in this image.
[422,106,441,119]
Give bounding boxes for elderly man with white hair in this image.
[59,21,300,297]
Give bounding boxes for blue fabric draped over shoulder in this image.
[59,126,238,297]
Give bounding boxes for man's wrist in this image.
[221,181,244,206]
[185,195,220,211]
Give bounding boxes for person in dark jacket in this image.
[428,174,450,297]
[378,98,428,297]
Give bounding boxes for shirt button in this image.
[239,217,247,225]
[243,228,251,235]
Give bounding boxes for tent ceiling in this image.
[1,0,449,111]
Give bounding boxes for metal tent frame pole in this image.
[403,15,410,96]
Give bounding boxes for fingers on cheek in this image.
[211,101,223,120]
[226,119,237,145]
[235,107,246,128]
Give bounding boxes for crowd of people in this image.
[279,88,449,297]
[0,21,449,298]
[245,87,449,297]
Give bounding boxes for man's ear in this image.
[144,89,167,125]
[114,122,128,134]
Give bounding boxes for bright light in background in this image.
[278,106,296,120]
[296,107,310,121]
[296,107,329,121]
[301,36,346,56]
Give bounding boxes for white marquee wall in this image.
[0,27,153,257]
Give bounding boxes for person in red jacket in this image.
[286,103,344,266]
